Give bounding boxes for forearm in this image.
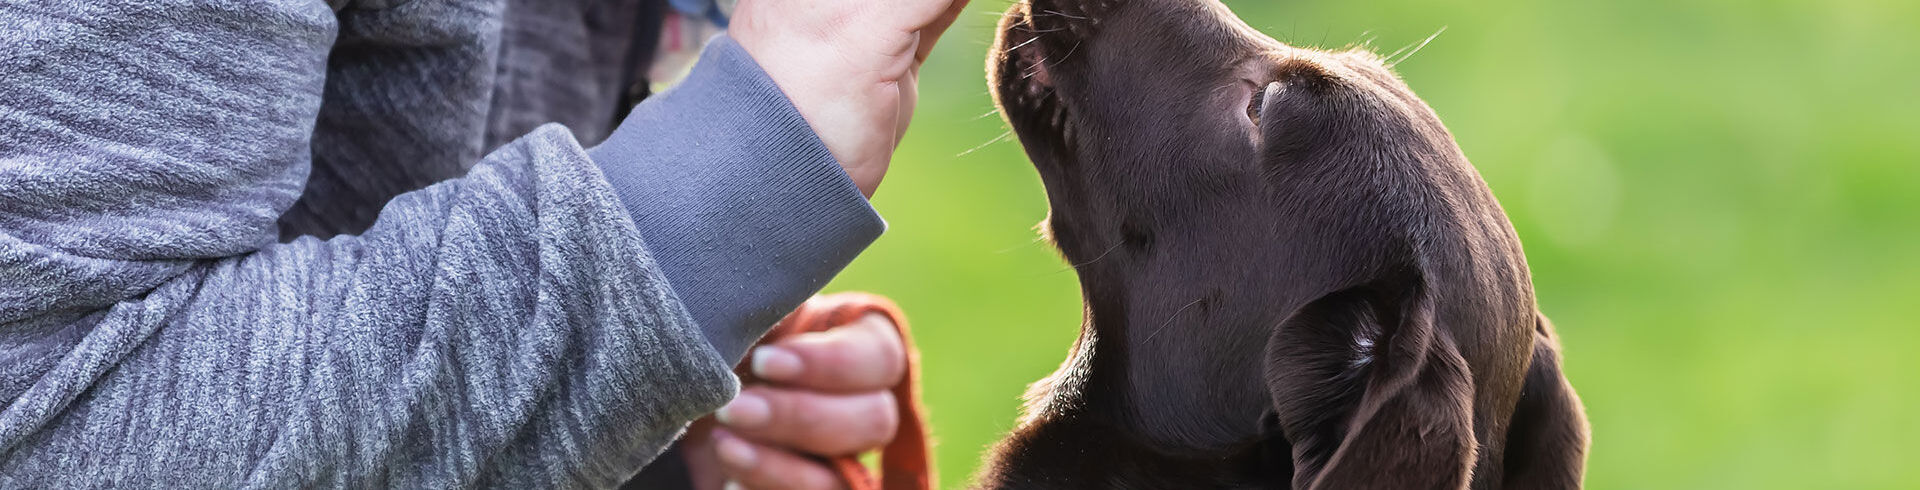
[1,127,738,488]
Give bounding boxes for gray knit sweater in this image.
[0,0,881,488]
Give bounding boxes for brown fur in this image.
[979,1,1589,488]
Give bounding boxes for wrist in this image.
[589,35,886,363]
[730,12,898,198]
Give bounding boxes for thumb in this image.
[896,42,923,146]
[913,0,972,63]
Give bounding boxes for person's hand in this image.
[683,313,907,490]
[729,0,971,197]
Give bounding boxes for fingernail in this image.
[750,345,802,380]
[723,481,746,490]
[716,435,757,469]
[715,392,771,429]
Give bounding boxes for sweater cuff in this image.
[587,35,884,364]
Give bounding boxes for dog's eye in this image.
[1246,83,1267,126]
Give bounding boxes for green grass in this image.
[822,0,1920,487]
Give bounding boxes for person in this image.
[0,0,966,488]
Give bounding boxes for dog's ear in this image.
[1263,271,1476,490]
[1498,312,1590,488]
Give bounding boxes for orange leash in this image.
[744,293,935,490]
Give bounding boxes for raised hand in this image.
[730,0,972,197]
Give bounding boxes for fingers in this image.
[708,308,905,489]
[750,313,905,392]
[915,0,973,63]
[715,386,900,456]
[712,429,847,490]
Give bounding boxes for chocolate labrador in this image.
[980,0,1589,488]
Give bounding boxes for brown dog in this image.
[980,0,1589,488]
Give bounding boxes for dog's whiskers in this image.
[1385,26,1448,68]
[1379,43,1416,66]
[993,235,1047,255]
[1005,35,1046,53]
[1025,26,1072,34]
[1037,8,1089,20]
[958,130,1014,157]
[1350,30,1380,51]
[1144,298,1207,344]
[1061,241,1123,271]
[1052,39,1082,65]
[1055,40,1084,66]
[1022,57,1051,79]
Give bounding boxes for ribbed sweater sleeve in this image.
[587,35,886,364]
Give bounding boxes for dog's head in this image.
[984,0,1538,487]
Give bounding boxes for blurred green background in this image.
[820,0,1920,488]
